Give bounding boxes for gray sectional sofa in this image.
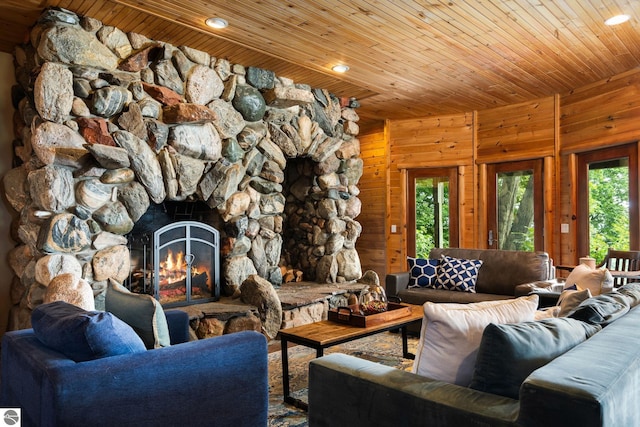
[308,284,640,427]
[386,248,556,306]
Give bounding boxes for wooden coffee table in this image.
[278,303,423,410]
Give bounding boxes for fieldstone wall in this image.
[2,7,363,330]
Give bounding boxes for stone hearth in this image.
[175,281,369,340]
[3,7,364,336]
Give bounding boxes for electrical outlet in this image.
[561,223,569,233]
[391,224,397,233]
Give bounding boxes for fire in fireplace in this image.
[128,220,220,307]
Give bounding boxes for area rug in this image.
[267,331,419,426]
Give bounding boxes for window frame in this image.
[577,143,639,257]
[407,168,459,257]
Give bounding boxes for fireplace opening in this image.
[281,157,317,281]
[153,221,220,306]
[126,202,221,307]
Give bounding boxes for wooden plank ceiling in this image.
[1,0,639,130]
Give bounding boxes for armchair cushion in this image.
[105,279,170,349]
[31,301,146,362]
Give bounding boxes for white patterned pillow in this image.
[407,257,439,288]
[435,254,483,292]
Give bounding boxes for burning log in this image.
[160,271,209,292]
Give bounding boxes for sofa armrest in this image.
[385,271,410,297]
[518,305,640,427]
[308,353,518,427]
[1,329,268,427]
[515,281,562,308]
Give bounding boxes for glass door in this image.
[487,160,543,251]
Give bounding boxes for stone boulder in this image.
[240,274,282,339]
[92,244,130,282]
[43,273,95,311]
[35,254,83,287]
[34,62,73,123]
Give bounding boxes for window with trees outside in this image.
[408,168,458,258]
[486,160,544,251]
[578,144,639,264]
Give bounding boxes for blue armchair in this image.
[0,309,268,427]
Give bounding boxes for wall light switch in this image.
[561,223,569,233]
[391,224,397,233]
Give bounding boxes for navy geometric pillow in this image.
[435,255,483,293]
[407,257,439,288]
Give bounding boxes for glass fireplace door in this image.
[153,221,220,307]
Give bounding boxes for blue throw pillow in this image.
[470,317,601,399]
[31,301,146,362]
[435,254,483,292]
[407,257,439,288]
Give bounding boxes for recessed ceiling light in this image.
[205,17,228,29]
[605,14,630,26]
[332,64,349,73]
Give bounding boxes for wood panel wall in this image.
[385,113,475,274]
[477,97,556,163]
[355,68,640,279]
[561,68,640,154]
[355,124,388,279]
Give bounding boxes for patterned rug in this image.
[267,331,419,426]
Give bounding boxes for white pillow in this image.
[564,264,613,295]
[412,295,539,386]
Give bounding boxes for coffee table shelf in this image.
[278,303,423,410]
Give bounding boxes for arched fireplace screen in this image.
[151,221,220,307]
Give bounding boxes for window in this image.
[407,168,458,258]
[578,144,639,263]
[486,160,543,251]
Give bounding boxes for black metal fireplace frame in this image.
[153,220,220,307]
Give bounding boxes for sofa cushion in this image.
[105,279,171,349]
[435,255,483,293]
[31,300,146,362]
[557,288,592,317]
[412,294,538,386]
[567,291,631,326]
[428,248,552,296]
[407,257,439,288]
[617,282,640,307]
[470,317,601,399]
[564,264,613,295]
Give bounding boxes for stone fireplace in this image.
[3,8,363,330]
